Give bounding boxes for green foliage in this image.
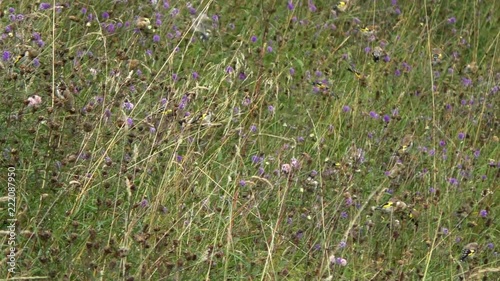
[1,0,498,280]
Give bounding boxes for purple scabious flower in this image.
[343,105,350,112]
[447,17,456,24]
[267,46,273,53]
[192,72,199,80]
[287,0,294,10]
[479,210,488,218]
[289,68,295,76]
[239,180,246,187]
[308,0,317,12]
[458,132,465,140]
[2,51,11,61]
[153,34,160,42]
[461,77,472,87]
[369,111,379,119]
[251,35,257,42]
[102,12,110,20]
[383,115,390,123]
[39,3,51,10]
[123,101,134,111]
[442,227,449,235]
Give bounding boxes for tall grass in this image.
[1,0,498,280]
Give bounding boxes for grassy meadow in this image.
[1,0,499,280]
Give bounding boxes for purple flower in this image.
[339,241,347,248]
[126,117,134,127]
[429,187,436,193]
[123,101,134,111]
[239,72,247,80]
[33,58,40,67]
[8,7,15,14]
[364,46,371,54]
[268,105,275,113]
[308,0,317,12]
[340,211,348,219]
[2,51,11,61]
[106,23,116,33]
[192,72,199,80]
[479,210,488,218]
[281,164,292,174]
[140,199,149,207]
[447,17,456,24]
[343,105,350,112]
[102,12,110,20]
[267,46,273,53]
[289,68,295,76]
[458,132,465,140]
[442,227,449,235]
[226,66,233,73]
[251,35,257,42]
[461,77,472,87]
[176,154,183,163]
[449,178,459,185]
[395,68,401,77]
[239,180,246,187]
[474,149,480,158]
[369,111,379,119]
[153,34,160,42]
[439,140,446,147]
[291,157,300,169]
[39,3,51,10]
[383,114,390,123]
[250,124,257,133]
[287,0,294,10]
[149,127,156,134]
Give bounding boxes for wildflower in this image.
[447,17,456,24]
[338,241,347,249]
[281,163,292,174]
[192,72,199,80]
[239,180,246,187]
[238,72,247,80]
[267,46,273,53]
[2,51,11,61]
[126,117,134,127]
[458,132,465,140]
[308,0,317,12]
[251,35,257,42]
[449,178,459,185]
[291,157,300,169]
[102,11,110,20]
[226,66,233,73]
[383,115,390,123]
[369,111,379,119]
[250,124,257,133]
[39,3,51,10]
[153,34,160,42]
[442,227,449,235]
[26,95,42,107]
[149,127,156,134]
[289,68,295,76]
[123,101,134,111]
[287,0,294,10]
[140,199,149,207]
[461,77,472,87]
[479,210,488,218]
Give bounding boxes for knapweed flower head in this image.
[27,95,42,107]
[479,210,488,218]
[39,3,51,10]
